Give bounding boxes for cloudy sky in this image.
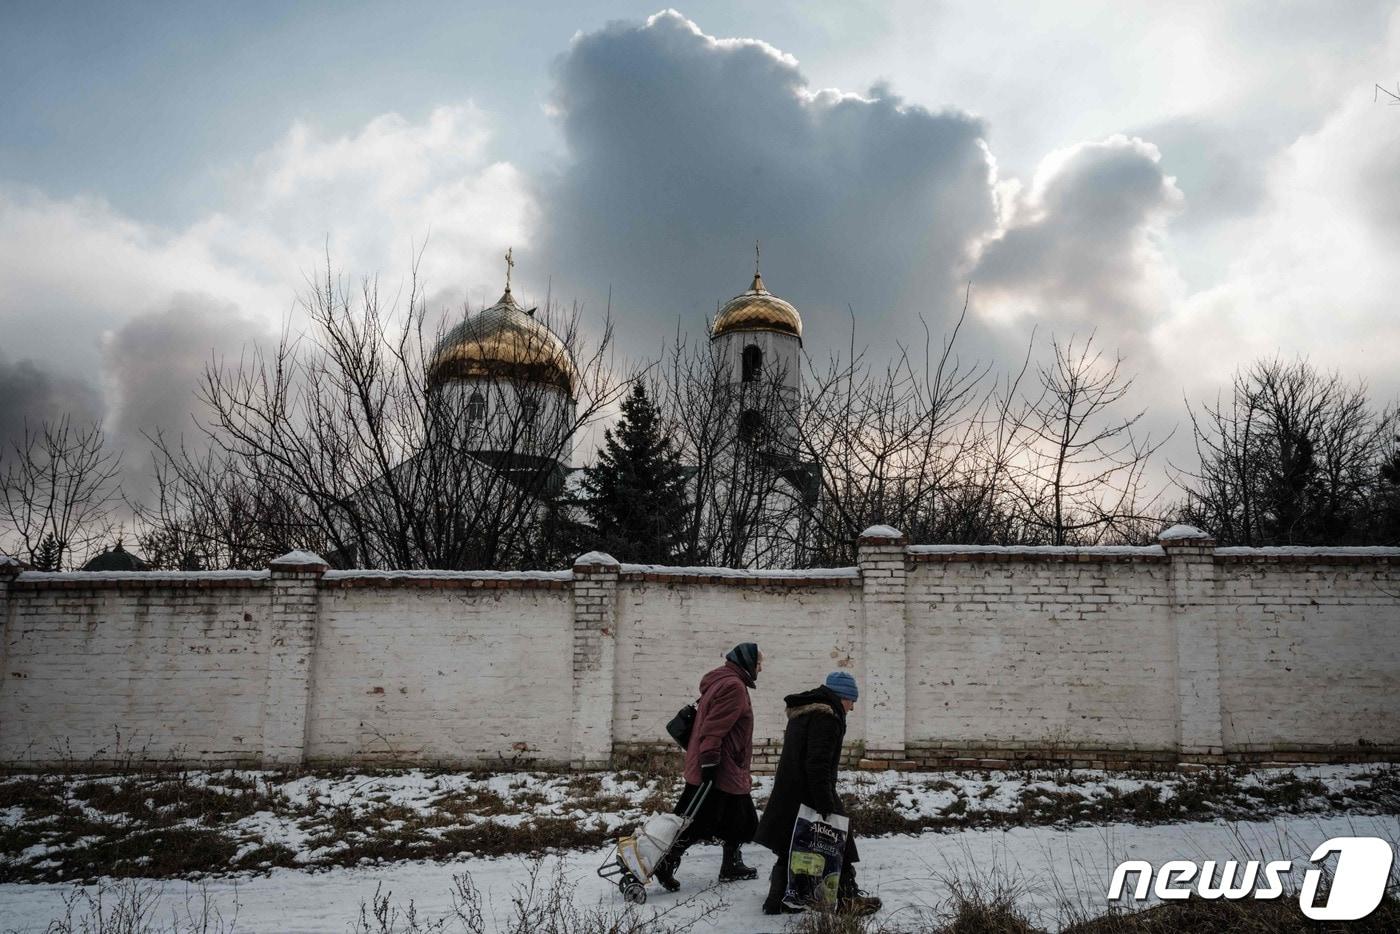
[3,1,1398,474]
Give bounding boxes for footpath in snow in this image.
[3,813,1398,933]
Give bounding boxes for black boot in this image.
[719,842,758,882]
[837,864,882,915]
[653,842,688,892]
[762,855,803,914]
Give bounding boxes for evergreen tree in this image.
[1375,441,1400,545]
[32,533,63,571]
[580,383,691,563]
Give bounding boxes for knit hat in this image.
[824,670,859,702]
[726,642,760,684]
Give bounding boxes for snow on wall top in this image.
[1215,546,1400,557]
[907,544,1165,557]
[619,563,860,579]
[270,550,329,567]
[16,569,272,582]
[573,551,620,567]
[859,525,904,539]
[322,569,573,581]
[1158,524,1211,541]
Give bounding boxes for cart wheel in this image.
[622,880,647,905]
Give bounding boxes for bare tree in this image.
[142,254,627,570]
[0,416,122,568]
[651,327,809,567]
[1008,334,1166,545]
[1176,357,1398,545]
[137,435,324,570]
[796,295,1042,564]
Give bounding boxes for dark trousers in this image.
[764,834,860,907]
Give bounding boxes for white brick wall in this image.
[305,581,574,765]
[612,575,864,753]
[0,576,271,766]
[1218,560,1400,753]
[1,540,1396,769]
[906,557,1179,754]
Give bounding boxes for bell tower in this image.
[709,245,802,455]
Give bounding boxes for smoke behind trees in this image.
[0,355,102,455]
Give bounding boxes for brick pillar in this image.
[1161,526,1225,767]
[262,550,327,768]
[857,526,909,766]
[571,551,619,769]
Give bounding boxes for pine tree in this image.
[1376,441,1400,545]
[32,533,63,571]
[580,383,691,563]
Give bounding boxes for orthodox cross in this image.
[504,247,515,292]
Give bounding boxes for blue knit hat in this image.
[824,671,859,702]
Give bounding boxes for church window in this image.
[466,393,487,427]
[742,344,763,382]
[739,409,763,445]
[521,400,540,435]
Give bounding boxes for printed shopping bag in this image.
[783,804,850,908]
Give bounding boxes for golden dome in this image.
[429,288,578,394]
[712,272,803,340]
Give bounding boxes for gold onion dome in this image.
[711,271,803,340]
[429,286,578,394]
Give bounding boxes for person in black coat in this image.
[754,671,881,916]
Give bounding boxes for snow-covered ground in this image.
[2,764,1397,931]
[3,813,1397,933]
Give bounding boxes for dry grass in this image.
[3,764,1395,884]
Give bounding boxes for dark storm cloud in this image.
[0,356,103,453]
[539,10,1000,358]
[104,294,266,499]
[105,294,264,443]
[972,136,1182,343]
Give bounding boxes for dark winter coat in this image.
[753,685,856,858]
[682,660,755,796]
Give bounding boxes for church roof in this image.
[82,542,148,572]
[712,271,803,341]
[429,286,579,394]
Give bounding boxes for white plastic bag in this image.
[784,804,850,908]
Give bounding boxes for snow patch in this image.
[907,544,1164,556]
[860,524,904,539]
[572,551,620,567]
[16,569,271,582]
[620,563,859,578]
[3,815,1396,933]
[1216,545,1400,556]
[323,569,572,581]
[270,550,328,567]
[1158,524,1210,541]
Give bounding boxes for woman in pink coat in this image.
[654,642,762,890]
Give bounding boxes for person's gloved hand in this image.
[700,762,719,786]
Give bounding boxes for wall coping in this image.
[619,564,860,587]
[322,569,572,590]
[8,543,1396,588]
[908,545,1167,563]
[573,551,620,569]
[323,568,572,581]
[1214,548,1400,564]
[12,570,271,589]
[858,524,907,545]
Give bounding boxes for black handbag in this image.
[666,701,698,748]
